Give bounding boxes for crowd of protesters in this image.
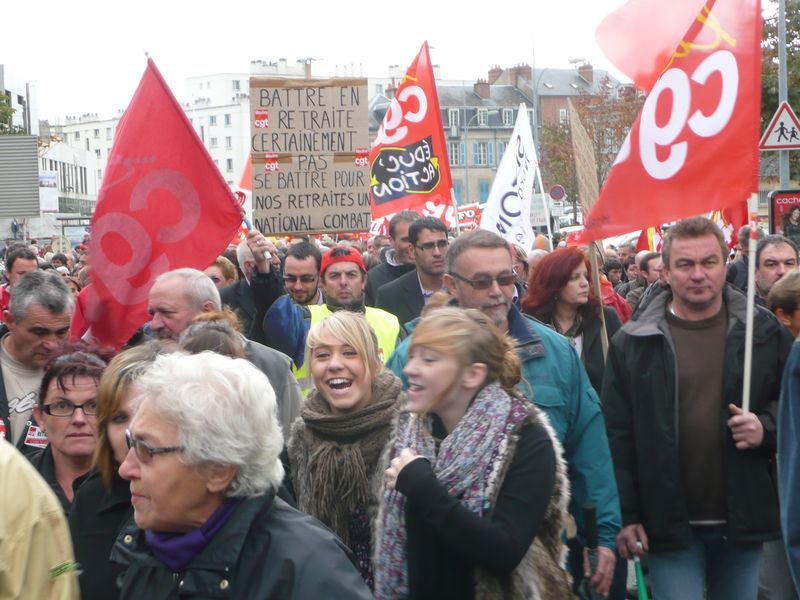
[3,215,800,600]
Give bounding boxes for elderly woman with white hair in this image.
[112,351,372,599]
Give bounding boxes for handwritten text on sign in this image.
[250,78,369,234]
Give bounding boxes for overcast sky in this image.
[4,0,634,122]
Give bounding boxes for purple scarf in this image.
[373,382,532,599]
[145,497,243,571]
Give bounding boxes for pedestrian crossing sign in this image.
[760,101,800,150]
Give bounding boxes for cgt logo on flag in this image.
[579,0,761,242]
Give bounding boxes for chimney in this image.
[488,65,503,84]
[473,78,491,99]
[517,64,532,81]
[578,63,594,84]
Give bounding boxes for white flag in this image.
[480,104,537,251]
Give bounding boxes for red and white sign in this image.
[254,109,270,129]
[458,203,482,228]
[23,424,48,449]
[355,148,369,167]
[760,102,800,150]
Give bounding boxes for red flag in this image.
[369,42,453,219]
[710,201,748,249]
[596,0,708,92]
[578,0,761,243]
[636,226,663,251]
[77,59,243,349]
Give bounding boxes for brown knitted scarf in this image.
[288,370,403,545]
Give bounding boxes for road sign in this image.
[551,201,565,217]
[760,102,800,150]
[51,236,71,254]
[549,184,566,201]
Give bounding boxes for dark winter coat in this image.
[602,285,792,552]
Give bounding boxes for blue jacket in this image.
[779,339,800,590]
[386,304,622,550]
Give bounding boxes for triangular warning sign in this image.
[760,101,800,150]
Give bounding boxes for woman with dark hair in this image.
[521,247,622,395]
[782,207,800,248]
[28,348,108,513]
[68,343,162,600]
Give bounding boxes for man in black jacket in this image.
[603,217,792,600]
[375,216,448,330]
[364,210,420,305]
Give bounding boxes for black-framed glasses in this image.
[125,429,184,463]
[415,240,449,252]
[43,400,98,417]
[283,274,318,284]
[449,271,517,290]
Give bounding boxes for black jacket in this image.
[581,306,622,395]
[365,258,416,306]
[220,271,284,346]
[374,268,425,331]
[27,445,88,514]
[111,492,373,599]
[602,285,792,552]
[68,470,132,600]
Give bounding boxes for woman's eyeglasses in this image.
[125,429,184,463]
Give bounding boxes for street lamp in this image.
[463,109,499,205]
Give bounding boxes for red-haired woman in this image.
[521,247,621,395]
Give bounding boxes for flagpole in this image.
[451,187,462,236]
[533,146,554,245]
[742,192,759,413]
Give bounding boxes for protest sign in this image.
[250,78,370,234]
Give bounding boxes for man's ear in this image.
[776,307,793,329]
[4,310,13,328]
[442,273,456,295]
[201,301,217,314]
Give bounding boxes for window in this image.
[479,180,491,203]
[477,109,488,126]
[559,108,569,124]
[473,142,494,166]
[232,80,241,91]
[473,142,488,166]
[210,137,218,149]
[106,127,113,140]
[375,83,384,95]
[453,181,463,204]
[74,131,81,140]
[214,159,219,166]
[227,180,234,185]
[209,115,217,126]
[502,109,513,126]
[85,139,90,151]
[498,141,507,160]
[448,142,460,166]
[97,169,103,180]
[225,136,232,149]
[93,129,100,138]
[95,149,101,158]
[448,109,459,128]
[224,114,231,127]
[226,159,233,172]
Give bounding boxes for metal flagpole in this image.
[742,193,759,413]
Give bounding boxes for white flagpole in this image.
[742,192,759,413]
[532,145,554,245]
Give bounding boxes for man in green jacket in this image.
[386,229,622,598]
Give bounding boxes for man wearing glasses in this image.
[375,217,448,330]
[281,241,324,306]
[386,229,622,598]
[263,246,400,395]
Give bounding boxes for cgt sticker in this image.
[369,137,442,205]
[24,424,48,448]
[254,109,270,129]
[355,148,369,167]
[264,153,280,172]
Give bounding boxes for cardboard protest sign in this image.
[249,78,370,234]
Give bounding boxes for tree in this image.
[762,0,800,178]
[0,95,25,135]
[539,121,579,223]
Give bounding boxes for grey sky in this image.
[5,0,629,122]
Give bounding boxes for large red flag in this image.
[369,42,453,219]
[578,0,761,243]
[76,59,243,349]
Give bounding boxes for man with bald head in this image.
[148,268,301,435]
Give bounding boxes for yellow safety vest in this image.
[294,305,400,396]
